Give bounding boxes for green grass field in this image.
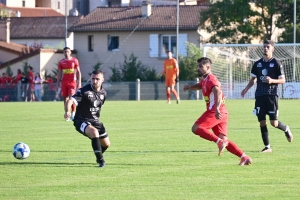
[0,100,299,200]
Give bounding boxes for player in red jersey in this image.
[27,66,35,101]
[184,57,252,166]
[57,47,81,121]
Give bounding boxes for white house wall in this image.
[0,49,19,63]
[74,31,200,80]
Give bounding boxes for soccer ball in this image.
[12,142,30,159]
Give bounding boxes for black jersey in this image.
[72,83,106,121]
[21,77,28,84]
[251,57,284,97]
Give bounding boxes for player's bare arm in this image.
[76,68,82,89]
[212,86,222,120]
[57,70,62,88]
[183,84,201,91]
[241,77,256,97]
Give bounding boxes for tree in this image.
[200,0,300,43]
[178,42,202,80]
[108,53,159,82]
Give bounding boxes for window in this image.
[22,1,25,7]
[58,2,60,9]
[108,36,119,51]
[88,35,94,52]
[149,34,187,57]
[162,35,177,55]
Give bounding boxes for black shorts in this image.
[73,119,108,139]
[254,95,278,121]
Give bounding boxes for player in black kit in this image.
[64,70,110,167]
[241,40,293,153]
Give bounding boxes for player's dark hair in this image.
[197,57,212,65]
[92,70,103,75]
[263,40,274,47]
[63,47,71,51]
[28,66,33,70]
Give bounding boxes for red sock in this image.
[226,140,243,157]
[71,104,76,113]
[194,127,219,143]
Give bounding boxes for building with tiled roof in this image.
[69,4,206,80]
[10,16,83,49]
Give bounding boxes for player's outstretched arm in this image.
[241,77,256,97]
[183,84,201,91]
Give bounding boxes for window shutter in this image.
[178,34,187,57]
[149,34,159,57]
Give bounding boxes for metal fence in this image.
[0,79,200,102]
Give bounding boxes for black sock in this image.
[91,138,103,162]
[101,145,108,153]
[260,126,269,146]
[277,121,287,132]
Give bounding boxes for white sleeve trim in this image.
[71,97,78,106]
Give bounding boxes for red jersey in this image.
[200,73,226,111]
[28,71,34,84]
[58,57,80,81]
[14,73,23,83]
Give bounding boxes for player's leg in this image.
[255,96,271,152]
[268,96,293,142]
[74,120,105,167]
[165,85,171,104]
[67,81,77,120]
[192,111,227,155]
[170,84,180,104]
[95,122,111,154]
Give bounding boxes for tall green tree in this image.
[178,42,202,80]
[201,0,300,43]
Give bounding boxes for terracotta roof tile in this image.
[10,16,83,39]
[7,7,63,17]
[70,5,207,32]
[0,40,29,53]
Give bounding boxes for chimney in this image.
[15,10,21,17]
[142,1,151,18]
[73,9,78,16]
[0,18,10,43]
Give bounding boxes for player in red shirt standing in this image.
[27,66,35,102]
[184,57,252,166]
[57,47,82,121]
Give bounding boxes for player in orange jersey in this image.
[57,47,82,121]
[162,51,180,104]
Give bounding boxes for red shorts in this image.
[165,78,175,87]
[194,109,228,136]
[30,83,34,91]
[61,80,77,97]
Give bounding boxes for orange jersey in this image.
[58,57,80,81]
[163,58,178,80]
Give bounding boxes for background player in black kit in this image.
[64,70,110,167]
[241,40,293,153]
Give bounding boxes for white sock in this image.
[71,112,75,118]
[216,138,221,144]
